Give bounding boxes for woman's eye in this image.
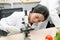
[35,16,39,18]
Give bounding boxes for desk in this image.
[29,27,57,40]
[0,27,57,40]
[0,33,24,40]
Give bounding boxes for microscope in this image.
[20,10,34,40]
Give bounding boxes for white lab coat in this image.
[0,11,48,35]
[40,0,60,27]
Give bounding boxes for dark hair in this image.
[30,4,49,21]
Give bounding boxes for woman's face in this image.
[29,13,45,24]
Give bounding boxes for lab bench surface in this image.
[0,27,57,40]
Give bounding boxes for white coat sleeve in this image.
[0,12,20,35]
[40,0,60,28]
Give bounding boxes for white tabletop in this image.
[0,27,57,40]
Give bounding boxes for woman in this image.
[0,4,49,35]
